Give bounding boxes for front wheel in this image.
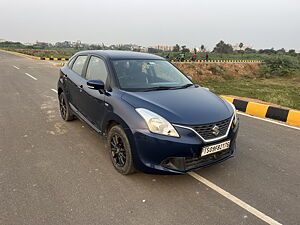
[59,92,74,121]
[107,125,135,175]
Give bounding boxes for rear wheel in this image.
[107,125,135,175]
[59,92,74,121]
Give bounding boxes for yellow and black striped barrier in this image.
[40,57,69,61]
[221,95,300,127]
[172,59,262,63]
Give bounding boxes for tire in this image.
[107,125,135,175]
[59,92,74,121]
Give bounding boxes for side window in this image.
[67,56,76,68]
[86,56,108,82]
[72,55,88,76]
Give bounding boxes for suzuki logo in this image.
[212,125,220,136]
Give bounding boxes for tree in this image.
[181,45,190,53]
[200,44,205,52]
[288,49,296,54]
[172,44,180,52]
[148,48,160,53]
[239,42,244,50]
[288,49,297,56]
[213,41,233,54]
[89,44,102,50]
[258,48,276,54]
[244,47,257,54]
[276,48,286,54]
[0,41,25,49]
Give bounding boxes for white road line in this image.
[237,111,300,131]
[13,65,20,70]
[51,89,58,93]
[188,172,282,225]
[24,73,37,81]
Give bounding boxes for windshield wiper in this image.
[169,83,195,90]
[142,86,174,92]
[139,84,194,92]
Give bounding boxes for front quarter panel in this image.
[103,89,151,171]
[103,90,148,133]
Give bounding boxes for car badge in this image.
[212,125,220,136]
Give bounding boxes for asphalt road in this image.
[0,51,299,225]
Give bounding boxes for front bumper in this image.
[132,119,239,174]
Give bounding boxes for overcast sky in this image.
[1,0,299,50]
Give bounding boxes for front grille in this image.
[184,148,232,171]
[189,117,232,140]
[161,147,233,172]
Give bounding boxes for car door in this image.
[78,55,109,131]
[66,55,88,110]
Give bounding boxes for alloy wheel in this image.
[110,134,127,167]
[59,95,67,120]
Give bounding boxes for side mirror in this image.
[87,80,105,90]
[187,76,193,81]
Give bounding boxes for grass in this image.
[3,48,78,58]
[200,76,300,110]
[4,48,300,63]
[159,52,299,61]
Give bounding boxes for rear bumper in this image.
[132,119,239,174]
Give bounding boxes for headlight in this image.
[135,108,179,137]
[225,99,237,125]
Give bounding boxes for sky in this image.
[1,0,299,50]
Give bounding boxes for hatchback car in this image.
[57,50,239,175]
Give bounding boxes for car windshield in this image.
[112,60,193,91]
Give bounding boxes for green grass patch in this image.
[200,76,300,109]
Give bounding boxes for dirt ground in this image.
[174,62,260,81]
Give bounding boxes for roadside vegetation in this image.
[0,48,77,58]
[0,41,78,58]
[175,55,300,109]
[165,42,300,110]
[1,40,299,109]
[201,75,300,110]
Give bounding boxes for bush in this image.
[258,55,300,76]
[208,65,225,75]
[223,72,235,80]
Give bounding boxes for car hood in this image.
[121,87,233,125]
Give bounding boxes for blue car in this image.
[57,50,239,175]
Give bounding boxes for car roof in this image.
[76,50,165,60]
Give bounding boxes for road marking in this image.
[51,89,58,93]
[237,111,300,131]
[188,172,282,225]
[24,73,37,80]
[13,65,20,70]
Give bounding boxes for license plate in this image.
[201,140,231,157]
